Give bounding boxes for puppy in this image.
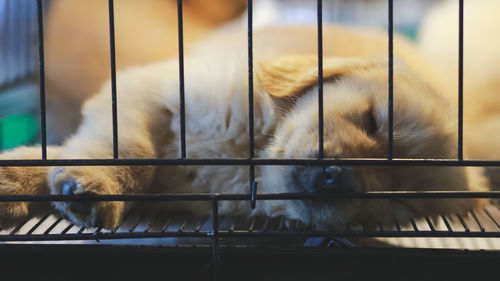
[44,0,246,144]
[0,25,489,229]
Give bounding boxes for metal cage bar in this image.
[36,0,47,159]
[1,191,500,203]
[317,0,324,158]
[177,0,187,159]
[247,0,257,209]
[457,0,464,161]
[211,197,220,281]
[4,0,11,84]
[108,0,119,159]
[387,0,394,160]
[1,158,500,167]
[0,0,39,90]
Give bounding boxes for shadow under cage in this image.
[1,0,500,280]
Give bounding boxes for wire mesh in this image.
[2,204,500,246]
[0,0,498,280]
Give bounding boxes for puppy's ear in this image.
[257,55,375,98]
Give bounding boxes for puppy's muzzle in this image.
[294,166,356,193]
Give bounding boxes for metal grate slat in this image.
[470,210,485,232]
[456,213,470,232]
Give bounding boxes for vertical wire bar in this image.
[177,0,186,159]
[36,0,47,159]
[108,0,119,159]
[0,0,8,150]
[1,0,8,85]
[31,1,37,75]
[458,0,464,160]
[15,0,21,80]
[6,0,12,83]
[25,0,32,78]
[21,0,29,79]
[247,0,254,159]
[28,0,35,77]
[387,0,394,160]
[247,0,257,209]
[211,197,219,281]
[317,0,324,158]
[26,0,33,77]
[19,0,27,79]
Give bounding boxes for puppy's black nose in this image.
[319,166,354,192]
[294,166,356,193]
[61,180,91,217]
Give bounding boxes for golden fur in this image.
[0,24,490,229]
[45,0,246,143]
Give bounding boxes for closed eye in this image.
[367,110,377,136]
[360,106,378,137]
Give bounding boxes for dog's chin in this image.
[300,197,363,228]
[260,165,364,228]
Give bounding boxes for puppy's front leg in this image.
[48,134,158,229]
[48,87,167,228]
[0,146,61,227]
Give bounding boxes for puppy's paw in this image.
[49,167,125,229]
[0,168,34,228]
[0,199,29,228]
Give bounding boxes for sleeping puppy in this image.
[0,25,489,229]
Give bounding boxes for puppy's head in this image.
[258,55,487,227]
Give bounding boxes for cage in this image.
[1,0,500,280]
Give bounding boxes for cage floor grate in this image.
[1,204,500,250]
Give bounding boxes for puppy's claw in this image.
[61,180,92,219]
[61,180,78,195]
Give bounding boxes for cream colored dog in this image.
[0,25,489,229]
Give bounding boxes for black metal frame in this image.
[0,0,498,280]
[0,0,37,92]
[3,245,500,280]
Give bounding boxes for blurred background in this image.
[0,0,437,152]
